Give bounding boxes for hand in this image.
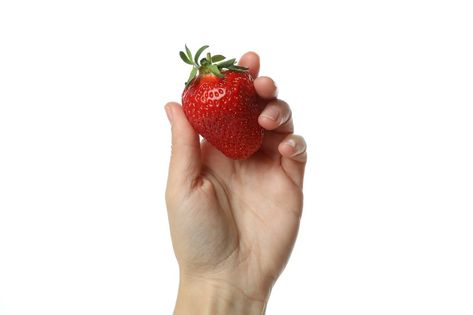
[165,52,307,315]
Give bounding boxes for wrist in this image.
[174,274,268,315]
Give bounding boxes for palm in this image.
[205,139,302,260]
[179,138,302,297]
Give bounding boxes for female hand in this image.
[165,52,307,315]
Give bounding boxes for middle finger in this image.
[258,99,294,134]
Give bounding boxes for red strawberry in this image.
[179,45,264,160]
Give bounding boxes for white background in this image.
[1,0,472,314]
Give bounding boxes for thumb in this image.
[165,102,201,190]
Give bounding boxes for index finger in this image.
[238,51,260,79]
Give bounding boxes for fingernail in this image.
[260,108,279,122]
[285,139,296,148]
[165,105,173,124]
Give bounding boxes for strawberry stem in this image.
[179,45,249,86]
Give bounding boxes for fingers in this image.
[253,74,292,133]
[165,102,201,191]
[237,53,306,186]
[258,99,294,134]
[254,76,278,99]
[278,135,307,162]
[239,52,277,99]
[278,134,307,187]
[238,51,260,79]
[239,53,277,99]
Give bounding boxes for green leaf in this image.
[232,65,248,70]
[185,45,193,63]
[211,55,225,63]
[228,67,247,72]
[217,58,236,69]
[206,52,212,63]
[180,51,193,65]
[228,65,249,72]
[194,45,209,65]
[185,67,198,86]
[200,58,208,66]
[209,64,223,78]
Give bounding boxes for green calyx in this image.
[179,44,248,86]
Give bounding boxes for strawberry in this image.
[179,45,264,160]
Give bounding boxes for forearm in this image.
[174,275,268,315]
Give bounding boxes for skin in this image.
[165,52,307,315]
